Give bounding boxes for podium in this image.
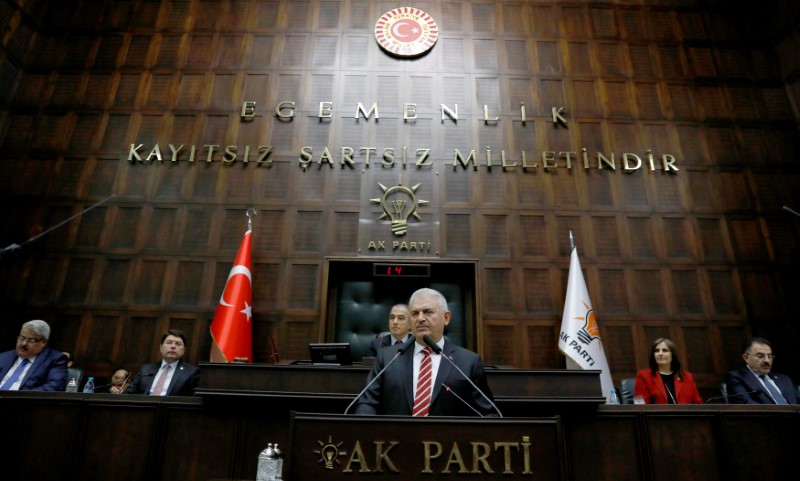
[285,412,566,481]
[1,382,799,480]
[196,362,605,416]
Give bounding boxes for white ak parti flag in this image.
[558,247,615,402]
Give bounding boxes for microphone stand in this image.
[1,194,115,258]
[111,371,134,394]
[343,339,414,414]
[442,383,483,417]
[90,372,135,393]
[703,389,758,404]
[422,335,503,417]
[783,205,800,218]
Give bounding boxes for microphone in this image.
[442,383,483,417]
[112,371,134,394]
[92,371,135,393]
[783,205,800,218]
[344,338,415,414]
[704,389,758,404]
[422,335,503,417]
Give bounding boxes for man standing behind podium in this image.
[355,288,497,416]
[725,337,799,404]
[125,329,200,396]
[368,304,412,356]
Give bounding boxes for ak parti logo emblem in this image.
[375,7,439,57]
[315,435,348,470]
[575,301,600,345]
[370,176,430,237]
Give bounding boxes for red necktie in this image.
[150,364,171,396]
[412,347,432,416]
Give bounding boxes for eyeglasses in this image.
[17,336,44,344]
[746,353,775,360]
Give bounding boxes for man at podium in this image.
[354,288,499,417]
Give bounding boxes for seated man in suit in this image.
[355,288,498,417]
[106,369,131,394]
[725,337,799,404]
[125,329,200,396]
[0,320,67,391]
[368,303,413,356]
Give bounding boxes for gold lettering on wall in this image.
[127,100,680,174]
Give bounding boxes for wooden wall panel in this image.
[671,269,705,316]
[523,322,560,368]
[483,322,516,366]
[706,268,743,317]
[1,0,799,389]
[483,266,514,314]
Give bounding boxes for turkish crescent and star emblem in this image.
[375,8,438,57]
[219,264,252,321]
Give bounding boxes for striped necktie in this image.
[759,375,787,404]
[412,347,432,416]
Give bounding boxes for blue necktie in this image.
[759,375,787,404]
[0,358,31,390]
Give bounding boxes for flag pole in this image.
[568,230,575,251]
[246,207,257,230]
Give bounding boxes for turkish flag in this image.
[210,229,253,363]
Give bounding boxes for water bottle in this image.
[608,388,620,405]
[66,378,78,393]
[83,376,95,394]
[257,443,280,481]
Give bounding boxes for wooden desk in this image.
[1,391,798,481]
[196,362,605,415]
[198,362,605,407]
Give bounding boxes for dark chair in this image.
[334,281,466,360]
[619,377,636,404]
[67,367,85,390]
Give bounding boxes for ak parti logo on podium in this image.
[375,7,439,57]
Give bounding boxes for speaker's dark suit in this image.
[368,332,412,357]
[0,347,67,391]
[125,359,200,396]
[725,367,799,404]
[354,339,497,416]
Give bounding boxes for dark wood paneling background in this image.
[1,0,799,394]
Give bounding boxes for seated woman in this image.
[635,338,702,404]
